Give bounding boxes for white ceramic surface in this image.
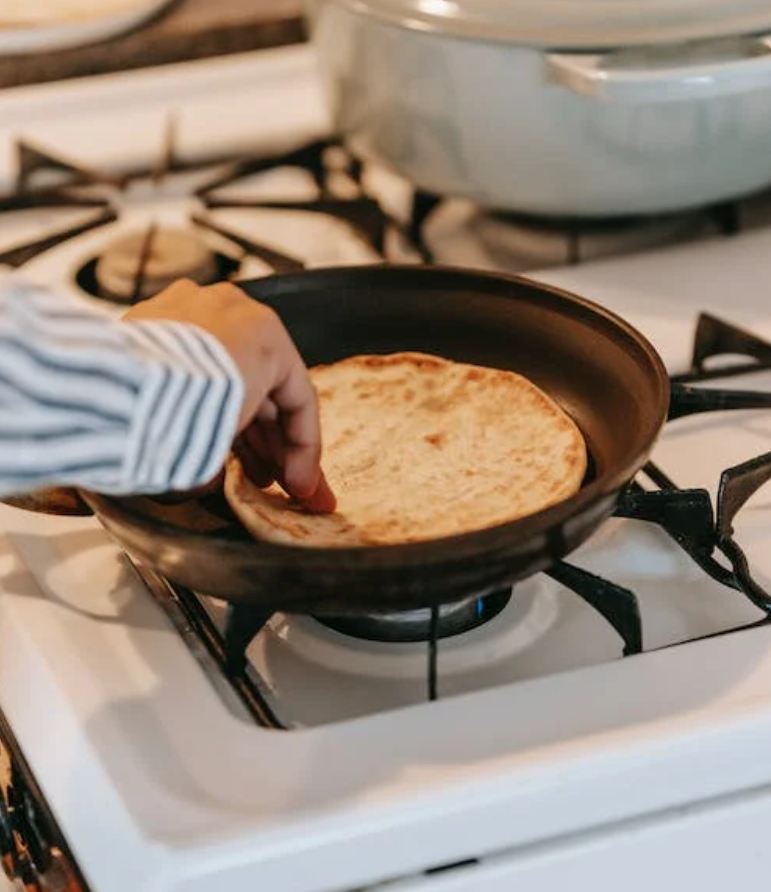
[308,2,771,216]
[0,0,174,56]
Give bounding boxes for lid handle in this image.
[547,35,771,103]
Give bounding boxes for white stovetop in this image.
[1,43,771,892]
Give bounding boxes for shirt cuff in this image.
[116,320,244,494]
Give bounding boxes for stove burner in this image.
[317,589,512,643]
[90,227,220,303]
[73,220,242,304]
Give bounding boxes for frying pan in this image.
[76,265,669,615]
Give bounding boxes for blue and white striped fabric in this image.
[0,275,244,498]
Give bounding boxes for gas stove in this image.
[1,43,771,892]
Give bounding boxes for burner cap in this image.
[95,227,218,303]
[317,589,512,643]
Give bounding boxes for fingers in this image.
[270,343,324,502]
[256,398,279,424]
[260,333,336,513]
[234,427,277,489]
[239,413,337,513]
[302,471,337,514]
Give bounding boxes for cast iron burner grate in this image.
[0,141,120,269]
[0,131,426,293]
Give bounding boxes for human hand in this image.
[124,279,336,513]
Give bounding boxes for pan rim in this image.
[88,264,670,564]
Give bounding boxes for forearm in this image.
[0,276,243,498]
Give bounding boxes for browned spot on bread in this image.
[424,432,446,447]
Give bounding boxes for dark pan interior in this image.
[87,266,669,612]
[248,265,665,483]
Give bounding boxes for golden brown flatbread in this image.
[225,352,587,548]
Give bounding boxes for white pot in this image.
[305,0,771,217]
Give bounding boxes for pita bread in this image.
[225,352,587,548]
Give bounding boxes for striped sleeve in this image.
[0,275,244,498]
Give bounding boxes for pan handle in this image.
[668,382,771,420]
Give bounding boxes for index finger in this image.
[271,347,324,501]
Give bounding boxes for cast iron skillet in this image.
[82,265,670,614]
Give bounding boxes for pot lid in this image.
[339,0,771,48]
